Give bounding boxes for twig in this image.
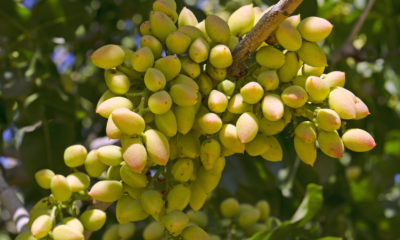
[228,0,303,78]
[330,0,376,64]
[0,170,29,233]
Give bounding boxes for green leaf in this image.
[290,183,323,226]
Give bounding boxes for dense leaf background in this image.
[1,0,400,239]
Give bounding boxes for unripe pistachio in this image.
[104,69,130,95]
[102,224,119,240]
[166,31,191,54]
[144,68,166,92]
[31,215,52,238]
[209,45,233,68]
[178,7,198,27]
[257,70,279,90]
[96,96,133,118]
[292,75,307,88]
[66,172,90,192]
[111,108,145,136]
[172,158,194,182]
[141,190,165,218]
[302,64,325,77]
[323,71,345,88]
[281,85,308,108]
[278,51,301,83]
[240,81,264,104]
[198,73,213,96]
[80,209,106,231]
[120,164,147,188]
[171,74,199,92]
[220,198,239,218]
[305,76,330,103]
[228,4,255,36]
[316,108,341,131]
[64,144,87,168]
[162,210,189,236]
[148,90,172,114]
[317,130,344,158]
[106,115,121,139]
[262,94,284,121]
[342,128,376,152]
[236,112,259,143]
[35,169,55,189]
[61,217,84,233]
[181,56,201,78]
[227,93,251,114]
[354,97,370,120]
[208,90,228,113]
[140,35,163,59]
[170,83,198,107]
[88,180,123,202]
[131,47,154,72]
[275,22,302,51]
[200,138,221,170]
[218,124,245,153]
[97,145,123,166]
[15,231,36,240]
[118,222,136,239]
[51,175,72,202]
[91,44,125,69]
[297,41,327,67]
[217,80,235,96]
[197,167,222,193]
[122,139,147,173]
[328,87,356,119]
[107,165,121,180]
[294,121,317,143]
[177,132,200,159]
[153,0,178,23]
[181,225,210,240]
[167,184,191,212]
[294,136,317,166]
[245,134,272,156]
[260,136,283,162]
[85,150,107,178]
[143,129,170,165]
[205,15,230,44]
[154,110,178,137]
[52,225,84,240]
[256,46,285,69]
[174,105,197,134]
[238,208,261,228]
[177,25,204,41]
[298,16,333,42]
[116,197,149,224]
[256,200,270,221]
[206,62,227,81]
[187,210,208,228]
[155,55,181,81]
[196,20,212,42]
[197,112,223,134]
[150,11,177,42]
[190,181,208,211]
[189,38,210,63]
[259,118,286,136]
[143,221,164,240]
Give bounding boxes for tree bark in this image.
[229,0,303,78]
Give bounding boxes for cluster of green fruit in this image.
[18,0,376,239]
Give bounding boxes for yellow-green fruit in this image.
[171,74,199,92]
[62,217,84,233]
[51,175,72,202]
[206,63,227,81]
[181,225,210,240]
[88,180,123,202]
[125,185,146,200]
[118,223,136,240]
[262,94,284,121]
[104,69,130,95]
[196,20,211,42]
[298,16,333,42]
[116,196,149,223]
[236,112,259,143]
[178,25,204,41]
[112,108,145,136]
[245,223,269,237]
[275,22,302,51]
[102,224,119,240]
[261,136,283,162]
[106,115,121,139]
[162,210,189,236]
[143,129,170,165]
[354,97,370,120]
[205,15,230,44]
[200,138,221,170]
[15,231,36,240]
[294,121,317,143]
[80,209,106,231]
[172,158,194,182]
[197,112,222,134]
[302,64,325,77]
[189,38,210,63]
[190,181,208,211]
[107,165,122,181]
[316,108,341,131]
[141,190,165,218]
[227,93,251,114]
[178,7,198,27]
[35,169,54,189]
[177,132,200,158]
[197,167,222,193]
[220,198,240,218]
[153,0,178,23]
[140,35,163,59]
[148,90,172,114]
[257,70,279,90]
[167,184,191,212]
[210,156,226,174]
[245,134,271,156]
[259,118,286,136]
[52,225,84,240]
[91,44,125,69]
[328,87,356,119]
[208,90,228,113]
[120,164,147,188]
[342,128,376,152]
[294,136,317,166]
[143,221,164,240]
[293,75,307,88]
[181,56,201,78]
[96,96,133,118]
[256,46,285,69]
[324,71,345,88]
[219,124,245,153]
[281,85,308,108]
[166,31,191,54]
[217,80,235,96]
[305,76,330,103]
[97,90,116,108]
[97,145,122,166]
[238,208,261,228]
[317,131,344,158]
[187,210,208,228]
[66,172,90,192]
[140,20,152,35]
[209,44,233,68]
[174,105,197,134]
[256,200,270,221]
[228,4,255,36]
[297,42,327,67]
[155,110,178,137]
[85,150,107,177]
[64,144,87,168]
[240,81,264,104]
[170,83,198,107]
[278,51,301,83]
[131,47,154,72]
[31,215,52,238]
[150,11,177,42]
[144,68,166,92]
[227,35,239,51]
[123,140,147,173]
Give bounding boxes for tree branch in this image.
[0,170,29,233]
[228,0,303,78]
[330,0,376,64]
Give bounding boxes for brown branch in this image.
[228,0,303,78]
[330,0,376,64]
[0,170,29,233]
